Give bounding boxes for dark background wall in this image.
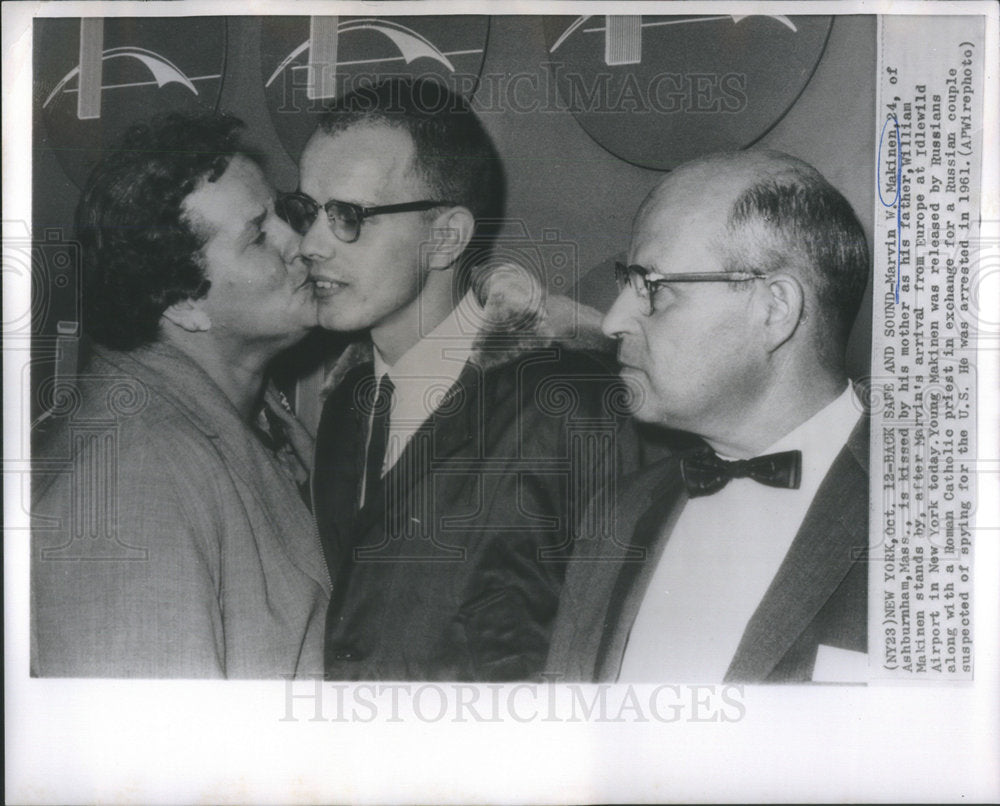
[32,14,876,425]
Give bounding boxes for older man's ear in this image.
[760,272,806,352]
[162,299,211,333]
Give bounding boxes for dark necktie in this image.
[680,448,802,498]
[361,374,395,509]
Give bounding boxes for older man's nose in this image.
[602,288,640,338]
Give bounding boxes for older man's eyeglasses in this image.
[275,191,455,243]
[613,262,768,315]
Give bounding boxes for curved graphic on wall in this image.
[542,14,833,170]
[261,16,490,163]
[36,18,226,189]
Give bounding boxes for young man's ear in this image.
[162,298,211,333]
[426,206,475,271]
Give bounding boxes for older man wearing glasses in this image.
[282,78,635,681]
[547,149,872,684]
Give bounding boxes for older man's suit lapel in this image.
[551,416,869,682]
[546,456,681,680]
[593,460,688,679]
[725,416,869,681]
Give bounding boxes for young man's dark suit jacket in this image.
[313,282,639,682]
[546,416,869,683]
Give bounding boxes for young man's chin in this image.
[316,309,365,334]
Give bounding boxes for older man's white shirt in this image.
[617,384,864,682]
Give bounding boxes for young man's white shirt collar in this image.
[371,289,485,476]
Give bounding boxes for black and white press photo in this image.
[5,2,997,803]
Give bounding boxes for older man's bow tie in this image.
[680,448,802,497]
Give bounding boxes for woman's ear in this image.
[425,206,475,271]
[162,298,211,333]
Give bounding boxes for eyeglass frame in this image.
[614,261,768,315]
[275,190,457,243]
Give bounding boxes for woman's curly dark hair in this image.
[76,111,249,350]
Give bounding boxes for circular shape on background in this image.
[424,382,465,418]
[541,14,833,170]
[106,378,151,417]
[36,18,226,190]
[535,378,581,418]
[604,376,645,418]
[260,16,490,165]
[36,376,83,419]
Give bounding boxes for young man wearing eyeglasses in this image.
[547,150,872,683]
[286,78,636,681]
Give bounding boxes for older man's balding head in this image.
[634,150,869,371]
[604,149,869,452]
